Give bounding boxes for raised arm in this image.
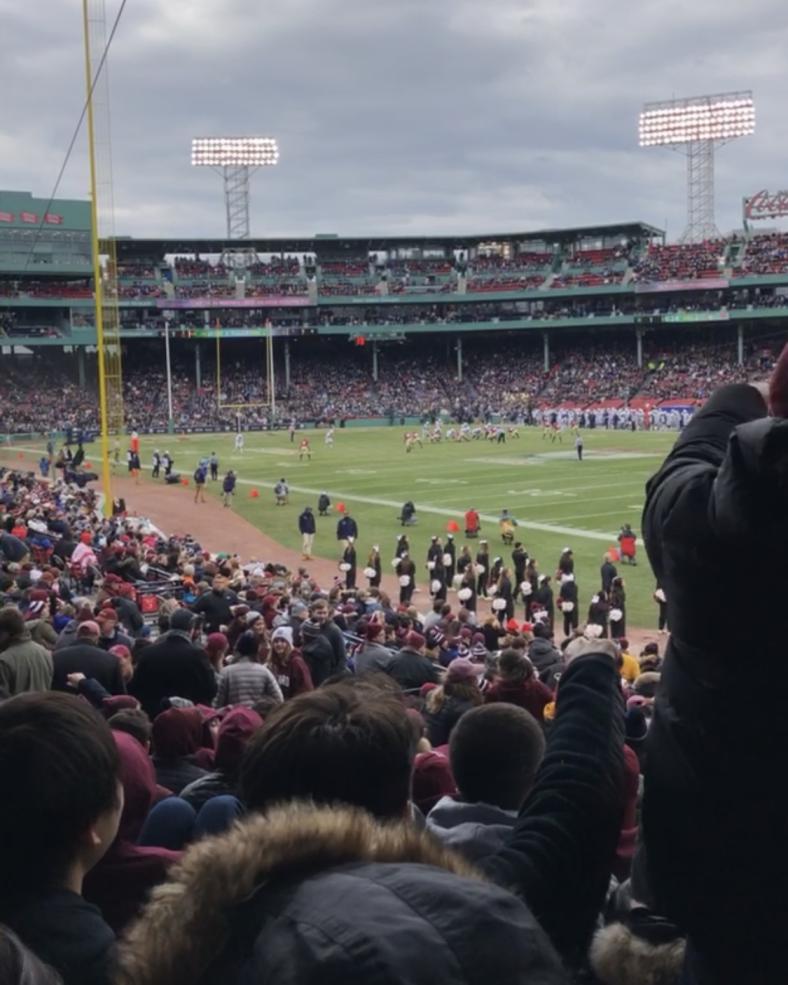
[481,642,624,966]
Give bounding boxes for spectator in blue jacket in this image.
[297,506,316,559]
[221,471,236,508]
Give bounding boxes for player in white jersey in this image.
[234,432,245,454]
[325,427,335,447]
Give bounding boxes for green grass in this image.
[127,426,675,629]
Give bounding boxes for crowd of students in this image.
[1,345,788,984]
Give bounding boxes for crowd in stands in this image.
[2,347,787,983]
[174,259,228,279]
[735,232,788,275]
[173,283,236,299]
[1,335,782,435]
[632,241,726,282]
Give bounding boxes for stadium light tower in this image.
[191,137,280,239]
[639,91,755,243]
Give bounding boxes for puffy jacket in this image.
[642,383,788,985]
[426,795,517,861]
[115,804,566,985]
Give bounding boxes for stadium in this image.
[0,189,784,625]
[2,4,788,984]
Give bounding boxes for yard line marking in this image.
[232,477,617,543]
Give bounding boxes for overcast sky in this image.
[2,0,787,242]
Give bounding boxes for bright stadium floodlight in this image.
[191,136,280,239]
[638,91,755,243]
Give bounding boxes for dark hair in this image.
[239,682,415,820]
[0,693,119,894]
[107,708,153,748]
[498,648,534,682]
[449,704,545,811]
[236,631,260,660]
[533,621,552,640]
[0,606,25,639]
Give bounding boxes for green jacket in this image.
[0,634,53,695]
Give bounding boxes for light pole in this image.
[639,92,755,243]
[191,137,280,240]
[163,312,174,433]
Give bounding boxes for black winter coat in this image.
[129,631,217,718]
[642,383,788,985]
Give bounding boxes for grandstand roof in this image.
[111,221,663,259]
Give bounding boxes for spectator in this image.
[0,693,121,985]
[354,621,395,675]
[308,599,347,677]
[0,606,53,695]
[129,609,217,718]
[215,631,283,708]
[426,702,546,860]
[388,630,443,692]
[265,626,313,699]
[52,621,126,696]
[191,576,238,633]
[528,622,563,687]
[119,645,623,979]
[641,366,788,985]
[423,657,483,746]
[485,648,553,721]
[179,707,263,811]
[150,707,209,795]
[83,730,180,934]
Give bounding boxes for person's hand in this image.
[66,672,86,687]
[564,637,619,664]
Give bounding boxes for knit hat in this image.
[405,630,426,650]
[206,632,229,654]
[446,658,479,684]
[412,750,457,814]
[625,707,649,745]
[245,610,263,626]
[633,671,661,698]
[365,622,383,641]
[769,342,788,417]
[271,626,293,646]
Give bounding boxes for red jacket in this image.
[484,677,553,721]
[465,510,480,533]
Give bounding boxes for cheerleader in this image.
[533,573,554,631]
[457,570,477,614]
[587,589,610,639]
[341,538,357,590]
[443,533,456,585]
[523,557,539,619]
[609,576,627,639]
[395,533,410,559]
[396,552,416,604]
[497,566,515,622]
[475,541,490,598]
[366,545,382,588]
[559,573,579,637]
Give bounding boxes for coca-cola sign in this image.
[744,189,788,220]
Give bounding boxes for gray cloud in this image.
[1,0,787,241]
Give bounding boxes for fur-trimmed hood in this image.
[590,921,685,985]
[116,802,566,985]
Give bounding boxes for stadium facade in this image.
[1,188,786,426]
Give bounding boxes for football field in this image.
[132,426,676,629]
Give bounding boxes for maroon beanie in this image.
[405,630,426,650]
